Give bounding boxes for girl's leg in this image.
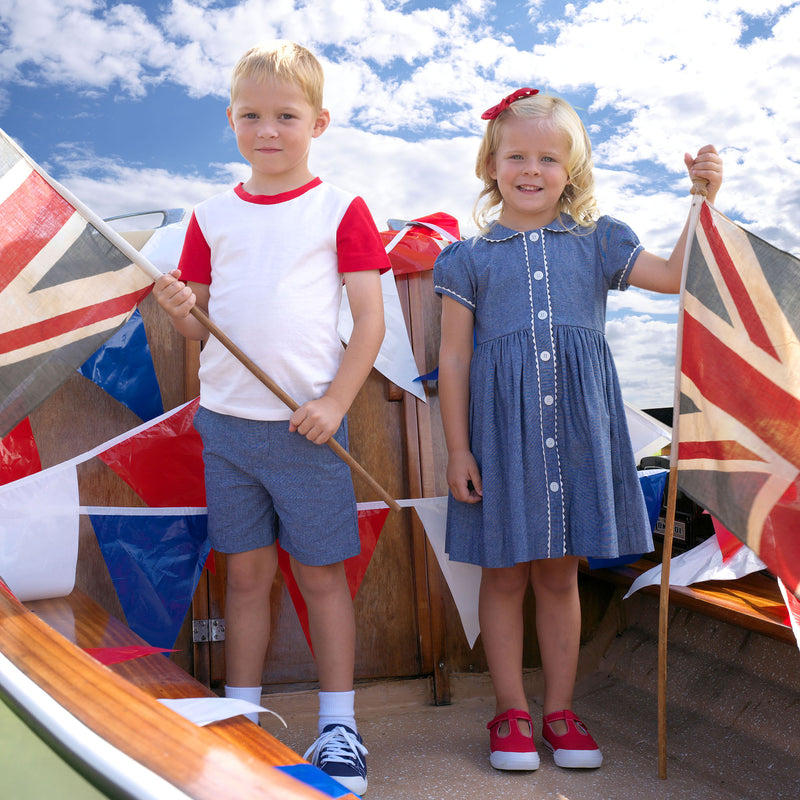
[530,556,580,733]
[224,544,279,687]
[290,557,355,692]
[480,563,532,718]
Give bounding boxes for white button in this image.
[546,437,555,447]
[529,232,539,242]
[537,310,548,320]
[533,270,544,280]
[549,481,560,492]
[544,395,554,405]
[540,351,550,361]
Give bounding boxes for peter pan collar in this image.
[480,214,579,242]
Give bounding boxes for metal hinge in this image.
[192,618,225,643]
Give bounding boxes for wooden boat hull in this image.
[0,579,356,800]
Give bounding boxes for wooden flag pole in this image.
[656,460,678,779]
[1,129,402,514]
[188,305,402,513]
[657,179,708,779]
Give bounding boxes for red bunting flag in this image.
[0,416,41,485]
[677,202,800,598]
[97,398,205,507]
[278,506,390,651]
[84,645,176,665]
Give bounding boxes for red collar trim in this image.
[234,177,322,205]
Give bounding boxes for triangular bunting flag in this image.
[278,506,390,651]
[97,398,205,507]
[89,510,210,649]
[79,309,164,421]
[407,496,482,649]
[0,416,41,485]
[84,645,175,665]
[0,464,78,601]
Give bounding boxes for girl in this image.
[434,88,722,771]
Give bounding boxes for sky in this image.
[1,0,798,409]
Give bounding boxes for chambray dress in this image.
[433,215,654,567]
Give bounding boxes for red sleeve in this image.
[336,197,391,274]
[177,212,212,285]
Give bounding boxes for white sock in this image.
[318,690,356,734]
[225,684,262,724]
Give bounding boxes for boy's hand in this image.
[447,449,483,504]
[153,269,196,319]
[684,145,723,204]
[289,396,346,444]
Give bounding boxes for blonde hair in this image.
[473,94,599,231]
[230,41,324,113]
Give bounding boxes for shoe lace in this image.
[304,726,368,766]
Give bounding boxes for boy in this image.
[153,41,388,796]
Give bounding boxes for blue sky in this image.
[1,0,798,407]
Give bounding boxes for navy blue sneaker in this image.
[304,724,368,795]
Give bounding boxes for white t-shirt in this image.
[178,178,389,420]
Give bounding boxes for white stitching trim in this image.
[614,243,644,290]
[538,231,566,557]
[434,284,476,309]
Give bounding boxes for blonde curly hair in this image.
[474,94,599,232]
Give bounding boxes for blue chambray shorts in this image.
[193,406,359,566]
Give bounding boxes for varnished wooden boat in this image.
[0,578,357,800]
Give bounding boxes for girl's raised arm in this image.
[628,144,723,294]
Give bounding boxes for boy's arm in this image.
[153,270,211,342]
[289,269,385,444]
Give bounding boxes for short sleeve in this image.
[597,216,644,291]
[337,197,392,274]
[177,212,212,285]
[433,239,476,311]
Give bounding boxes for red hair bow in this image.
[481,88,540,120]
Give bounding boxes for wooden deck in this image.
[579,557,794,644]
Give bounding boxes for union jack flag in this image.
[0,130,153,438]
[677,201,800,599]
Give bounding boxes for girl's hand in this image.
[153,269,196,319]
[684,145,723,204]
[289,396,346,445]
[447,450,483,504]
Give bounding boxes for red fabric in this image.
[710,516,744,563]
[176,212,211,284]
[84,645,175,665]
[277,506,390,651]
[381,213,461,275]
[0,417,41,485]
[337,196,392,274]
[97,398,205,507]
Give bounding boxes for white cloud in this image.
[51,143,243,219]
[3,0,798,319]
[606,315,679,408]
[0,0,172,95]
